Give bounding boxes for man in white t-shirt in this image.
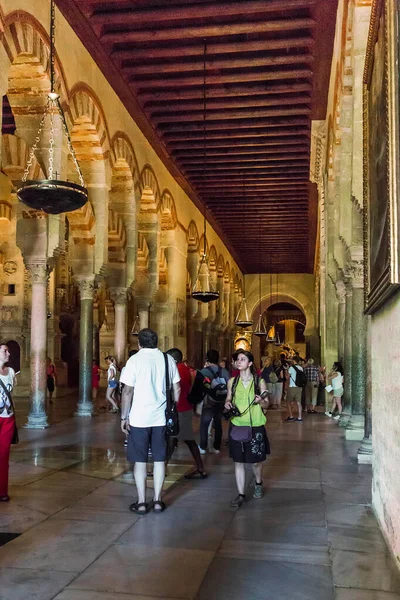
[120,329,180,514]
[285,356,304,422]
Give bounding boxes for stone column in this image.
[346,263,367,440]
[340,280,353,427]
[358,316,372,463]
[335,279,346,363]
[110,287,128,365]
[138,301,150,330]
[75,276,95,417]
[25,262,49,429]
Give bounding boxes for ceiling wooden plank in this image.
[101,18,317,44]
[112,37,316,61]
[132,69,313,88]
[123,53,314,76]
[92,0,317,25]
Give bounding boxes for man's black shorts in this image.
[127,425,167,462]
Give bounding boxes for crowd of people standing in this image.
[0,334,344,509]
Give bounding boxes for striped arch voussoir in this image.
[160,190,177,230]
[108,208,127,263]
[139,165,160,213]
[111,132,139,188]
[69,84,110,161]
[187,220,199,252]
[2,12,68,107]
[1,134,43,182]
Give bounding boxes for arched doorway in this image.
[260,302,308,361]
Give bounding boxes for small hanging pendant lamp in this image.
[264,263,276,343]
[235,279,253,328]
[254,235,267,337]
[16,0,88,214]
[191,40,219,305]
[130,315,140,336]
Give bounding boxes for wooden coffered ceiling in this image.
[56,0,338,273]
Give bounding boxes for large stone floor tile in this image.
[323,484,371,505]
[65,460,128,480]
[69,544,214,599]
[54,592,181,600]
[27,471,106,491]
[218,539,330,565]
[196,557,334,600]
[9,490,79,516]
[335,590,400,600]
[335,588,400,600]
[0,567,76,600]
[0,502,48,533]
[328,524,387,553]
[231,503,326,526]
[226,518,328,546]
[54,505,141,524]
[326,504,378,529]
[117,505,233,551]
[0,519,131,572]
[262,465,321,482]
[8,462,55,486]
[332,550,400,593]
[322,471,372,486]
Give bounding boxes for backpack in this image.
[203,367,228,406]
[291,365,307,388]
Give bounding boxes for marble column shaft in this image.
[345,280,367,440]
[25,262,49,429]
[340,283,353,426]
[75,277,95,417]
[111,287,128,365]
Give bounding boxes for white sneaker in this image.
[325,411,332,417]
[209,448,220,454]
[333,414,341,420]
[198,446,206,455]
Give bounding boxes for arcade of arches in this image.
[1,0,400,595]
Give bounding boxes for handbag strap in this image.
[0,377,15,413]
[163,353,172,411]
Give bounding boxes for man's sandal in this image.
[129,502,149,514]
[152,500,166,513]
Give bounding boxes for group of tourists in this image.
[118,331,271,513]
[0,334,345,508]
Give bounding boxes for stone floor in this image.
[1,399,400,600]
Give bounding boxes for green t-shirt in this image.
[230,377,267,427]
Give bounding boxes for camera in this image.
[223,405,241,420]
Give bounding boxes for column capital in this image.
[335,279,347,304]
[25,261,48,283]
[344,260,364,289]
[75,275,96,300]
[110,286,128,306]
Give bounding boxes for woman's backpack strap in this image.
[231,375,240,401]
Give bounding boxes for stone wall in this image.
[371,292,400,564]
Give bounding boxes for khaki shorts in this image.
[287,386,302,404]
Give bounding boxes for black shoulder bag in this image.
[164,353,179,437]
[0,378,19,444]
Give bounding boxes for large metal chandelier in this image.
[16,0,88,214]
[191,41,219,304]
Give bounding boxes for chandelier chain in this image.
[48,104,55,180]
[22,97,51,182]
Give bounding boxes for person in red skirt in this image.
[0,343,17,502]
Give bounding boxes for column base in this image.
[74,402,94,417]
[357,435,373,464]
[345,414,365,441]
[24,412,50,429]
[338,412,351,428]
